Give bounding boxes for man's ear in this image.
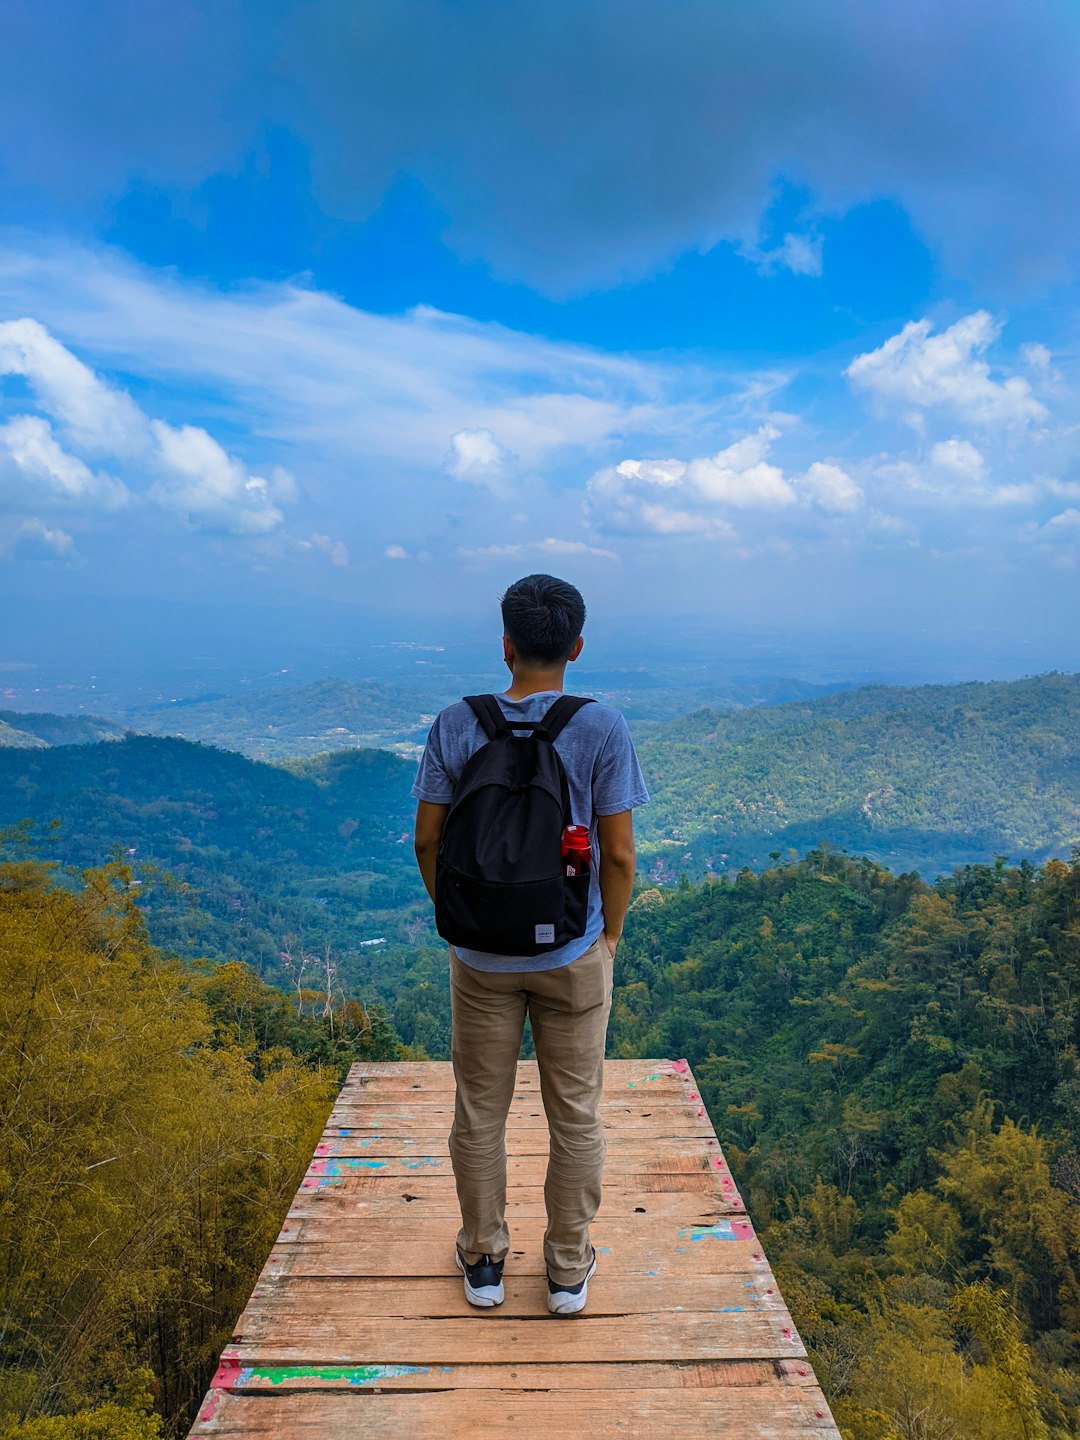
[568,635,584,664]
[503,633,516,669]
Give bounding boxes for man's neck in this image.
[504,666,567,700]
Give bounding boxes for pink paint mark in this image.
[730,1221,754,1241]
[816,1412,826,1419]
[301,1178,317,1190]
[673,1058,690,1073]
[197,1390,223,1423]
[782,1326,792,1337]
[798,1368,807,1377]
[315,1143,330,1156]
[209,1356,241,1388]
[696,1107,706,1117]
[711,1157,723,1169]
[766,1287,774,1295]
[687,1090,699,1101]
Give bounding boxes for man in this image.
[412,574,649,1316]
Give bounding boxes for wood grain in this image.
[188,1058,840,1438]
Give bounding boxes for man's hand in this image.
[413,800,449,902]
[597,810,635,962]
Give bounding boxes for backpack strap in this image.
[537,694,594,742]
[464,694,513,740]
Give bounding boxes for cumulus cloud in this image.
[0,317,294,539]
[446,428,515,493]
[586,427,861,539]
[846,313,1048,428]
[876,438,1041,508]
[384,544,409,559]
[149,421,288,536]
[0,318,147,453]
[0,415,128,512]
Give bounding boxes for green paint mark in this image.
[239,1363,430,1388]
[627,1073,662,1088]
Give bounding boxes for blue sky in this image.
[0,0,1078,662]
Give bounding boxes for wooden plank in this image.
[223,1311,807,1365]
[232,1273,789,1325]
[208,1357,818,1393]
[191,1387,840,1437]
[286,1181,738,1219]
[189,1058,840,1438]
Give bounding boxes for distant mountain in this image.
[0,711,127,747]
[637,671,1080,878]
[120,673,856,761]
[0,718,46,749]
[124,676,452,761]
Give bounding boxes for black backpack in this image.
[435,693,595,955]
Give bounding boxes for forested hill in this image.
[0,735,424,981]
[638,670,1080,878]
[609,849,1080,1435]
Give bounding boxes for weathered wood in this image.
[189,1059,840,1438]
[193,1387,838,1437]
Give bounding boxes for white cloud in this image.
[304,532,350,567]
[149,421,286,536]
[586,427,859,539]
[3,517,76,557]
[0,317,147,453]
[384,543,409,559]
[1021,342,1052,372]
[459,536,619,561]
[446,427,514,493]
[0,414,128,511]
[743,232,823,278]
[799,462,861,513]
[846,313,1048,427]
[0,315,297,539]
[877,437,1049,508]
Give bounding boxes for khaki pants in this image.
[448,934,614,1286]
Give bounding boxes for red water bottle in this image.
[561,824,591,877]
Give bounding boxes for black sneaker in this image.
[547,1245,597,1316]
[455,1248,505,1307]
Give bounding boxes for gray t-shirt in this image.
[412,689,649,972]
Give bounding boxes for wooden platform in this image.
[190,1059,840,1437]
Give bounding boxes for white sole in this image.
[547,1253,597,1315]
[455,1250,504,1307]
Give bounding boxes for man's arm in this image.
[414,800,449,902]
[597,809,636,957]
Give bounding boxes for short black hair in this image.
[500,573,586,664]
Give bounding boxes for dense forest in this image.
[2,836,1078,1435]
[0,848,407,1438]
[608,847,1080,1438]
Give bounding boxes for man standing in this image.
[412,574,649,1315]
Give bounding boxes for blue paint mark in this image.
[401,1157,441,1170]
[339,1127,351,1136]
[675,1246,686,1253]
[646,1269,656,1276]
[710,1306,744,1313]
[597,1246,613,1254]
[678,1222,738,1242]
